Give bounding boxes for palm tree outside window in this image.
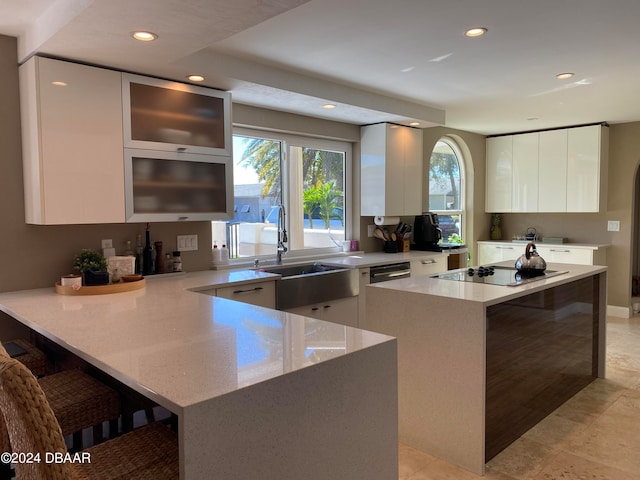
[212,129,350,260]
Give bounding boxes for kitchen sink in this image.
[260,262,345,277]
[259,262,358,310]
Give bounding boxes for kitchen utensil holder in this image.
[383,241,398,253]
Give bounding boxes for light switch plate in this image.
[607,220,620,232]
[177,234,198,251]
[101,239,113,249]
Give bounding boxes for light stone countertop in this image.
[0,270,394,414]
[319,250,453,268]
[369,262,607,307]
[477,240,610,249]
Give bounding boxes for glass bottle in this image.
[142,223,153,275]
[135,234,143,274]
[155,241,164,274]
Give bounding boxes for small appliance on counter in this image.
[412,212,466,252]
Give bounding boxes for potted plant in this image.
[73,249,110,286]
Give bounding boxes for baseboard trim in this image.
[607,305,631,318]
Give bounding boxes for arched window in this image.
[428,137,465,243]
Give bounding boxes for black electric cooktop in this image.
[435,265,567,287]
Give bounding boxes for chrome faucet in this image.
[276,205,288,264]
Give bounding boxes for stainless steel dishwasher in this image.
[369,262,411,283]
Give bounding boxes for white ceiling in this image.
[2,0,640,135]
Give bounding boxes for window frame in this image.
[428,136,466,242]
[227,127,352,262]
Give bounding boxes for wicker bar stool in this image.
[1,340,47,377]
[0,354,179,479]
[0,344,120,452]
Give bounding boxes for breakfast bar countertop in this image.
[0,272,398,480]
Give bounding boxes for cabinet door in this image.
[478,243,519,265]
[538,130,568,212]
[20,57,125,224]
[402,126,423,216]
[512,133,538,212]
[361,123,422,216]
[535,246,593,265]
[123,74,231,156]
[486,136,513,212]
[411,255,447,276]
[124,149,233,222]
[214,281,276,309]
[567,125,603,212]
[287,297,358,328]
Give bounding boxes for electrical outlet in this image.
[607,220,620,232]
[101,239,113,249]
[367,225,376,237]
[177,234,198,251]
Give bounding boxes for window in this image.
[212,129,350,260]
[428,138,465,243]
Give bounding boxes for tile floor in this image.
[398,316,640,480]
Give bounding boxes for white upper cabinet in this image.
[485,135,513,212]
[567,125,608,212]
[486,125,608,213]
[122,74,231,157]
[20,57,234,225]
[20,56,126,224]
[538,129,568,212]
[361,123,423,216]
[512,133,539,212]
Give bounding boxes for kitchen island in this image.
[0,270,398,480]
[363,262,606,475]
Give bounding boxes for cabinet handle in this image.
[178,216,189,221]
[232,287,264,294]
[496,246,514,250]
[311,307,319,311]
[549,249,570,253]
[177,147,187,152]
[421,259,436,264]
[323,305,331,309]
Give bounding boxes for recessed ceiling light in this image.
[188,75,205,82]
[556,72,574,80]
[527,117,539,121]
[409,122,420,127]
[465,27,487,37]
[51,81,67,87]
[132,31,158,42]
[322,104,336,109]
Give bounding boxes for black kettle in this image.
[515,242,547,274]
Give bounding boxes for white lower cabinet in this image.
[200,280,277,309]
[286,296,359,328]
[410,254,448,277]
[478,242,606,266]
[477,242,521,265]
[534,245,606,266]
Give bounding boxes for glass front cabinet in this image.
[122,74,233,222]
[124,149,233,222]
[123,73,231,156]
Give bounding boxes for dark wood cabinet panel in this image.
[485,276,599,461]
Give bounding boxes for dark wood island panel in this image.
[485,275,600,461]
